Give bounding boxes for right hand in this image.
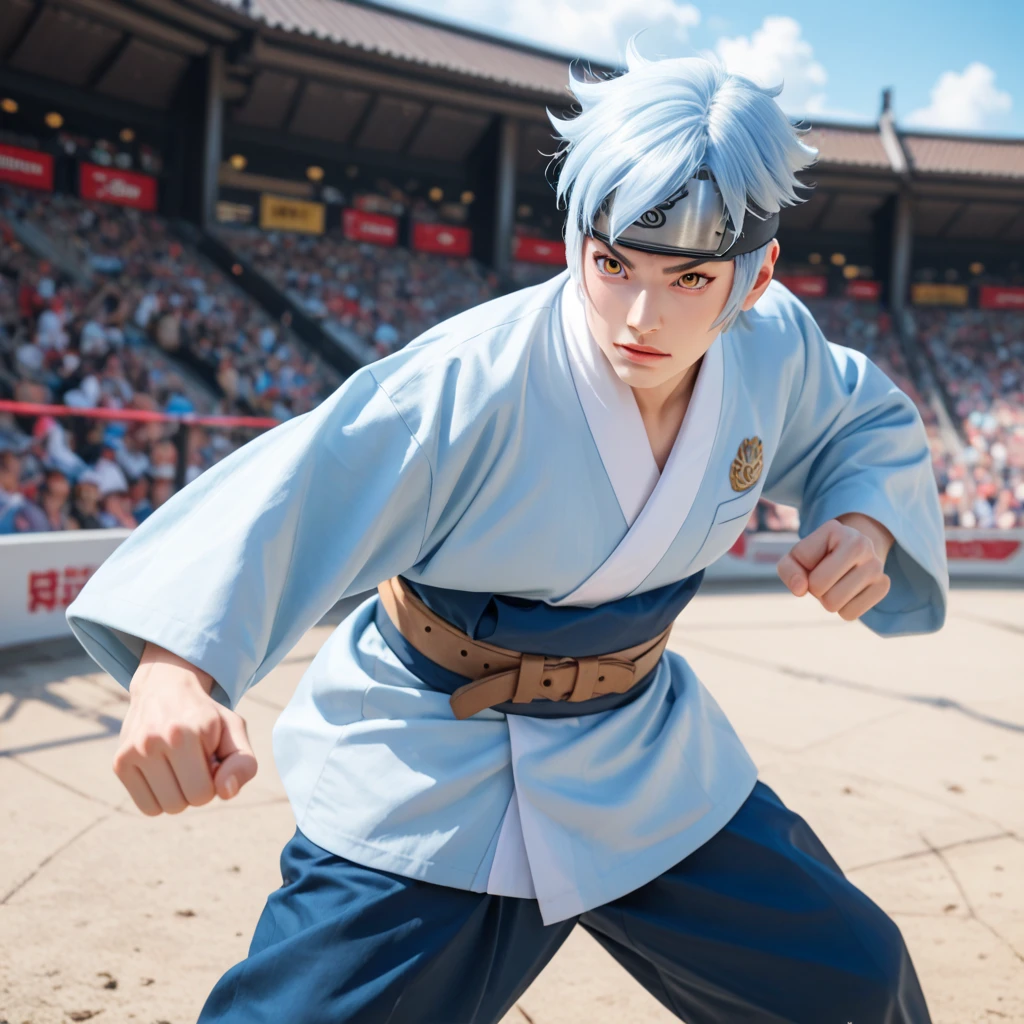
[113,643,258,815]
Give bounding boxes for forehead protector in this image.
[590,168,779,260]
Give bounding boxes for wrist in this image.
[130,642,215,697]
[836,512,895,562]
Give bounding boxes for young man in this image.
[67,46,946,1024]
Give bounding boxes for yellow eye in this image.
[678,273,703,289]
[595,255,624,277]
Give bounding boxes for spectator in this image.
[68,468,104,529]
[92,443,130,498]
[149,474,175,514]
[97,484,138,529]
[12,468,74,532]
[0,449,26,533]
[129,472,154,523]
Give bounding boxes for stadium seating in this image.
[914,308,1024,529]
[0,184,342,532]
[218,225,500,362]
[3,193,1021,534]
[4,188,343,416]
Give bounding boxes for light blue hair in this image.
[546,39,819,332]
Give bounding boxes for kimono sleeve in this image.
[762,308,948,637]
[66,368,432,709]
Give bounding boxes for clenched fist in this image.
[113,643,258,815]
[776,513,895,621]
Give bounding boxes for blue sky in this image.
[374,0,1022,137]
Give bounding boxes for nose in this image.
[625,287,662,340]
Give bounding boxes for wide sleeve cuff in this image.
[67,593,247,709]
[800,482,948,637]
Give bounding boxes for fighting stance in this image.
[68,43,947,1024]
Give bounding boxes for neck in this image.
[631,357,702,424]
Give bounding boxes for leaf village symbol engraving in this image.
[729,436,763,492]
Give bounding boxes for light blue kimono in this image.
[66,269,947,925]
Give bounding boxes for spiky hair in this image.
[547,39,819,331]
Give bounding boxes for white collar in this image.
[554,277,725,605]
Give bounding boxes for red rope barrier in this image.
[0,400,280,429]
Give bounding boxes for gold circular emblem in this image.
[729,437,763,492]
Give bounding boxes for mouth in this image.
[615,342,671,361]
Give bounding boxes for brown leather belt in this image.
[376,576,672,721]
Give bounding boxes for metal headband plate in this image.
[591,171,778,260]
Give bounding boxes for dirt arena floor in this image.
[2,582,1022,1024]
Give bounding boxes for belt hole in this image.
[460,650,468,657]
[424,626,431,633]
[598,675,605,682]
[542,678,552,687]
[483,663,489,670]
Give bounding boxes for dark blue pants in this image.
[198,782,930,1023]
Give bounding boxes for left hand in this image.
[776,514,894,621]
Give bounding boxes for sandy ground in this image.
[1,582,1022,1024]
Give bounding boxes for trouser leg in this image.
[198,827,576,1024]
[580,782,931,1024]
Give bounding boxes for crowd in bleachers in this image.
[914,308,1024,529]
[219,226,500,362]
[0,184,341,534]
[3,187,1022,536]
[8,189,343,418]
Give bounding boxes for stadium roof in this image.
[800,124,891,170]
[1,0,1022,191]
[902,133,1024,181]
[211,0,585,99]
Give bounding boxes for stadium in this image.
[0,2,1021,1022]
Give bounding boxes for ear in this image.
[740,239,781,311]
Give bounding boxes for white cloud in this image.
[905,63,1012,132]
[715,16,829,116]
[375,0,700,66]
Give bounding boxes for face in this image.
[76,481,99,508]
[580,235,779,392]
[45,473,70,503]
[152,480,174,507]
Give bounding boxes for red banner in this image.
[342,208,397,246]
[513,236,566,265]
[79,163,157,211]
[412,221,472,257]
[946,538,1021,561]
[979,286,1024,310]
[778,275,827,298]
[0,144,54,191]
[845,279,881,301]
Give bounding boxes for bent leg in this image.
[580,782,931,1024]
[199,828,576,1024]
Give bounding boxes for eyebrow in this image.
[600,240,712,275]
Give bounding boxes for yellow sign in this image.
[911,283,968,307]
[259,194,325,235]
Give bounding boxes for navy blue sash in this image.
[372,572,704,718]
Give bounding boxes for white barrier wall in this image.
[0,529,130,649]
[2,527,1023,650]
